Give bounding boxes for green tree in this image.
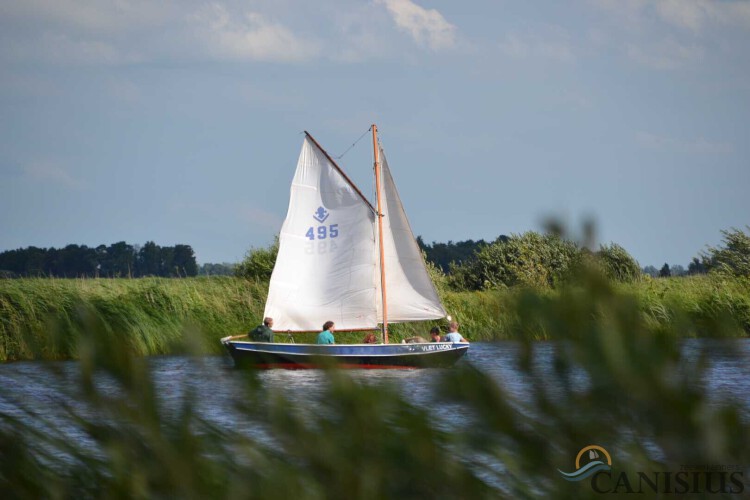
[702,226,750,278]
[173,244,198,277]
[23,246,46,276]
[58,244,97,277]
[448,231,581,290]
[659,263,671,277]
[642,265,658,278]
[596,243,641,282]
[106,241,136,277]
[137,241,161,276]
[671,264,686,277]
[417,236,490,272]
[688,257,707,275]
[160,246,175,276]
[235,237,279,281]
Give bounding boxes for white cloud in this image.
[656,0,750,32]
[0,29,143,65]
[655,0,711,32]
[1,1,320,65]
[326,5,397,63]
[636,131,733,154]
[376,0,456,50]
[587,0,750,70]
[498,27,576,63]
[24,161,89,190]
[588,0,650,25]
[591,0,750,32]
[626,37,704,69]
[188,4,320,62]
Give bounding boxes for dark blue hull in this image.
[222,341,469,369]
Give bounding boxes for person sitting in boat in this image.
[317,321,335,344]
[248,317,275,342]
[404,336,427,343]
[429,327,442,342]
[443,321,468,343]
[362,333,377,344]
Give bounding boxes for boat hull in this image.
[222,341,469,369]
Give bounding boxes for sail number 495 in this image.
[305,224,339,240]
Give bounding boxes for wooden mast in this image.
[372,124,389,344]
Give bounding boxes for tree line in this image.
[418,227,750,290]
[0,242,198,278]
[235,226,750,291]
[4,226,747,283]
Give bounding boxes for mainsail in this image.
[264,136,379,331]
[264,131,446,333]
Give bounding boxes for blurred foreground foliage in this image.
[1,267,749,498]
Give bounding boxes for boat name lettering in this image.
[417,344,451,352]
[305,224,339,240]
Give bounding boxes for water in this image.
[1,340,749,440]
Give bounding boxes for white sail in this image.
[377,147,447,322]
[264,137,379,331]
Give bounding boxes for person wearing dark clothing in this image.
[429,327,442,342]
[249,317,275,342]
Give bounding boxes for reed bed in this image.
[1,274,748,361]
[0,277,265,362]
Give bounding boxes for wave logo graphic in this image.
[558,445,612,482]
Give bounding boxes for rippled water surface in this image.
[2,339,749,435]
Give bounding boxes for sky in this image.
[1,0,748,268]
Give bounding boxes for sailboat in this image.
[222,125,469,368]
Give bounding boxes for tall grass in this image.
[0,277,266,362]
[1,274,748,361]
[430,274,750,341]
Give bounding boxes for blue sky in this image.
[1,0,748,267]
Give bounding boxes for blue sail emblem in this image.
[313,206,329,223]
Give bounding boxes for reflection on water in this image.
[1,340,749,439]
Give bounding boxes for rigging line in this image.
[333,126,372,159]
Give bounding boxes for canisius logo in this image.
[559,446,746,495]
[558,445,612,482]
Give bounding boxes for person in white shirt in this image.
[443,321,468,343]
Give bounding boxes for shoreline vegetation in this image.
[1,273,748,362]
[2,227,748,362]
